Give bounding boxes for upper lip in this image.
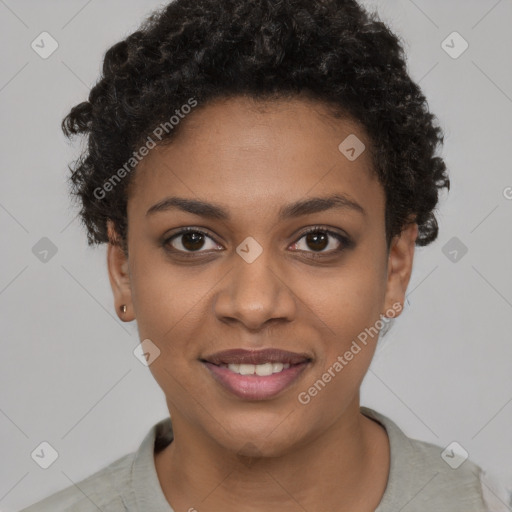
[201,348,312,366]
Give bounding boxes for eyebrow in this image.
[146,193,366,220]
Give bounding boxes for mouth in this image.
[200,348,312,400]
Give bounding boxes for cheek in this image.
[306,263,385,337]
[129,264,217,400]
[296,280,382,420]
[302,261,385,385]
[130,252,209,340]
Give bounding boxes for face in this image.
[107,95,417,457]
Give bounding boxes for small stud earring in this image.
[120,304,127,314]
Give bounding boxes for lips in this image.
[200,348,313,400]
[201,348,312,366]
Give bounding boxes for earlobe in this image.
[382,222,418,318]
[106,220,134,321]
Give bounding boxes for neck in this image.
[154,399,390,512]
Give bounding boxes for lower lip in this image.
[202,361,310,400]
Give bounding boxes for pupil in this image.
[183,232,204,251]
[307,232,327,251]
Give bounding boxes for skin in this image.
[107,94,418,512]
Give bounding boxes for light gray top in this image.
[20,407,498,511]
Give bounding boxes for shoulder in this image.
[19,418,172,512]
[19,451,135,512]
[362,407,489,511]
[480,470,512,512]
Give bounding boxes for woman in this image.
[21,0,507,510]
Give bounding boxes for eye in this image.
[163,227,221,254]
[289,227,352,257]
[162,226,353,258]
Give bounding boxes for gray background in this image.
[1,0,511,509]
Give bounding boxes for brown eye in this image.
[290,227,352,256]
[180,231,206,251]
[304,231,329,251]
[164,228,220,254]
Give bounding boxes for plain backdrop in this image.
[1,0,511,509]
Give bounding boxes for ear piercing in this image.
[120,304,127,314]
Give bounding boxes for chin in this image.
[212,419,299,459]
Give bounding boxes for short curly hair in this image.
[62,0,449,256]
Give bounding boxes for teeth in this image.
[272,362,284,373]
[225,362,291,375]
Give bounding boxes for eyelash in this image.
[162,226,353,260]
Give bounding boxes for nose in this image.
[213,245,297,331]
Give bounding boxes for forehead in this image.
[128,95,384,224]
[163,94,368,156]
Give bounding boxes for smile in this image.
[220,362,291,376]
[200,347,312,400]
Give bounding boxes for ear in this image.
[382,221,418,318]
[106,220,134,321]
